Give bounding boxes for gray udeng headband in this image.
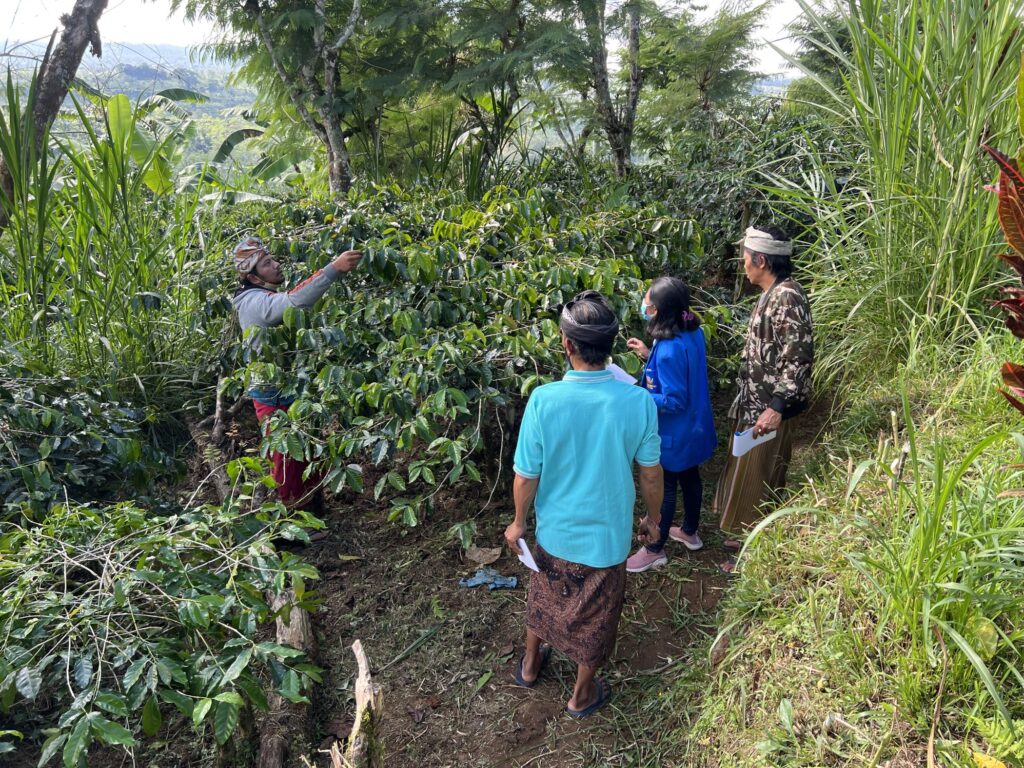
[559,305,619,346]
[741,227,793,256]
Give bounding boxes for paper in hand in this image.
[731,427,777,458]
[517,538,540,572]
[607,363,638,385]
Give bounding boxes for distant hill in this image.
[4,42,263,168]
[753,77,793,96]
[7,41,228,73]
[5,42,252,116]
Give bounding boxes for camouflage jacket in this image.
[732,278,814,428]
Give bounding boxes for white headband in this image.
[742,227,792,256]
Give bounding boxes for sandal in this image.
[716,558,737,575]
[566,678,611,718]
[723,539,743,552]
[514,644,552,688]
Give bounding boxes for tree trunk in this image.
[579,0,643,178]
[0,0,109,231]
[256,590,318,768]
[321,42,354,195]
[325,130,353,194]
[186,416,233,503]
[606,135,630,179]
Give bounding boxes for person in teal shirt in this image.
[504,290,664,718]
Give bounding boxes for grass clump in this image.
[680,336,1024,767]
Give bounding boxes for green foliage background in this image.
[3,0,1024,765]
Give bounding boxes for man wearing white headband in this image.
[713,225,814,572]
[231,235,363,519]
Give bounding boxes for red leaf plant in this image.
[982,144,1024,415]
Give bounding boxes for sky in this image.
[4,0,804,77]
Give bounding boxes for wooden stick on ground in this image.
[332,640,383,768]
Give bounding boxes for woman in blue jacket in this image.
[625,276,716,573]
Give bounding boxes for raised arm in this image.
[236,250,363,328]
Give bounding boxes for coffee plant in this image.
[0,491,322,764]
[0,364,179,522]
[223,184,704,538]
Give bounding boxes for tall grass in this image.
[842,411,1024,728]
[686,335,1024,764]
[764,0,1024,389]
[0,74,61,371]
[0,75,217,405]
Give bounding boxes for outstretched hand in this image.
[331,249,363,273]
[626,337,650,360]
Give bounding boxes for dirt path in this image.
[303,500,730,768]
[26,396,828,768]
[299,395,831,768]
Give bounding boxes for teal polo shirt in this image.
[513,369,661,568]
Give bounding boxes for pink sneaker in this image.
[668,527,704,551]
[626,545,668,573]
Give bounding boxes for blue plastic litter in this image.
[459,566,518,590]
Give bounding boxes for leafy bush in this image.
[223,184,705,534]
[0,495,321,763]
[0,365,178,521]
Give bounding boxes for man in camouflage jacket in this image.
[714,225,814,564]
[733,269,814,431]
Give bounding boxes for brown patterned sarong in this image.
[526,545,626,669]
[714,417,796,534]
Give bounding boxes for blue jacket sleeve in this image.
[651,342,690,415]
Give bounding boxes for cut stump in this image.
[330,640,383,768]
[256,589,318,768]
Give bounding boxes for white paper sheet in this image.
[731,427,777,458]
[517,538,540,572]
[607,363,638,385]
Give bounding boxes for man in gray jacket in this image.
[232,235,362,511]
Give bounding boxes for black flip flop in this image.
[566,677,611,718]
[513,644,552,688]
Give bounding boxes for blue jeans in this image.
[646,466,702,553]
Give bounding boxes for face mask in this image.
[641,298,654,322]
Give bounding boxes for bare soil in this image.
[301,496,730,768]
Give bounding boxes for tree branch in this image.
[248,0,327,143]
[622,1,643,138]
[330,0,362,52]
